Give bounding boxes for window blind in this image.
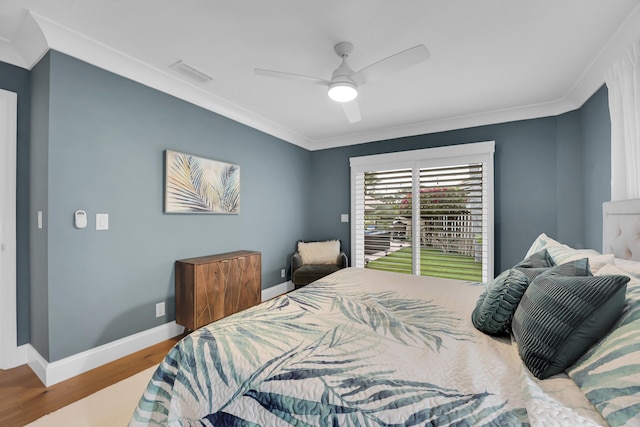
[416,163,485,280]
[351,142,494,282]
[362,169,413,273]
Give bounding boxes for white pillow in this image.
[614,258,640,278]
[298,240,340,265]
[547,246,613,274]
[525,233,613,274]
[596,262,637,282]
[596,263,640,322]
[525,233,563,258]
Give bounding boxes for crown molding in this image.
[29,12,315,150]
[0,9,47,69]
[7,6,640,151]
[311,97,579,150]
[312,4,640,151]
[564,2,640,110]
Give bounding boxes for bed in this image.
[129,200,640,426]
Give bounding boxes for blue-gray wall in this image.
[0,60,30,346]
[580,86,612,250]
[308,86,611,273]
[29,51,311,361]
[1,50,611,362]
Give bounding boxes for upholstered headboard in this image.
[603,199,640,261]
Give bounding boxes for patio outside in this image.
[364,237,482,282]
[363,168,485,282]
[363,186,483,282]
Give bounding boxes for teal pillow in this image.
[512,263,629,379]
[471,268,529,336]
[514,249,555,281]
[517,253,592,283]
[515,249,555,269]
[471,249,555,336]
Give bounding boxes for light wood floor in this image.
[0,334,185,427]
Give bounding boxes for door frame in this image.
[0,88,19,369]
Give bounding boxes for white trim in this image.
[27,321,184,386]
[314,101,579,151]
[262,281,294,301]
[411,170,421,275]
[18,282,291,386]
[28,12,314,150]
[0,89,18,370]
[567,4,640,117]
[350,141,495,170]
[7,8,640,151]
[22,283,294,386]
[10,10,49,69]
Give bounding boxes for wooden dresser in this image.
[175,250,261,330]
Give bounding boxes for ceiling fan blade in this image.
[255,68,329,86]
[341,99,361,123]
[351,45,430,85]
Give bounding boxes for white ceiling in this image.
[1,1,640,150]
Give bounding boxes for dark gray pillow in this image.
[471,268,529,336]
[514,249,555,281]
[515,249,555,269]
[512,264,629,379]
[471,249,556,337]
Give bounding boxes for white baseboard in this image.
[20,286,291,387]
[262,281,294,301]
[4,342,29,369]
[27,321,184,387]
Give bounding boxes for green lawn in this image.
[365,247,482,281]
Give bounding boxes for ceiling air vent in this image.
[169,60,214,84]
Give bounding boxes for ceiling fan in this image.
[255,42,430,123]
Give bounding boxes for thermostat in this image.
[74,210,87,229]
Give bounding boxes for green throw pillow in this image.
[514,249,556,281]
[512,263,629,379]
[471,268,529,336]
[515,249,555,269]
[471,250,555,336]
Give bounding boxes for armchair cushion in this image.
[298,240,340,264]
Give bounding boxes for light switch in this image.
[341,213,349,223]
[96,213,109,230]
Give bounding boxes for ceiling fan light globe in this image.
[328,82,358,103]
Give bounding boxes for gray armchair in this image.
[291,240,348,288]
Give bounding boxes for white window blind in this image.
[361,168,413,272]
[351,142,494,282]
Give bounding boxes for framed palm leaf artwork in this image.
[164,150,240,214]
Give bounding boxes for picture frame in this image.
[164,150,240,214]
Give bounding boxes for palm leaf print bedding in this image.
[129,268,602,426]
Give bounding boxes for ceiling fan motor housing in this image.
[329,42,358,102]
[334,41,354,57]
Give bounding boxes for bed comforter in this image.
[129,268,605,426]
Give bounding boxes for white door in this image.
[0,88,18,369]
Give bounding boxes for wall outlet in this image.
[281,268,286,278]
[155,302,165,318]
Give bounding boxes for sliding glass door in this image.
[351,142,494,282]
